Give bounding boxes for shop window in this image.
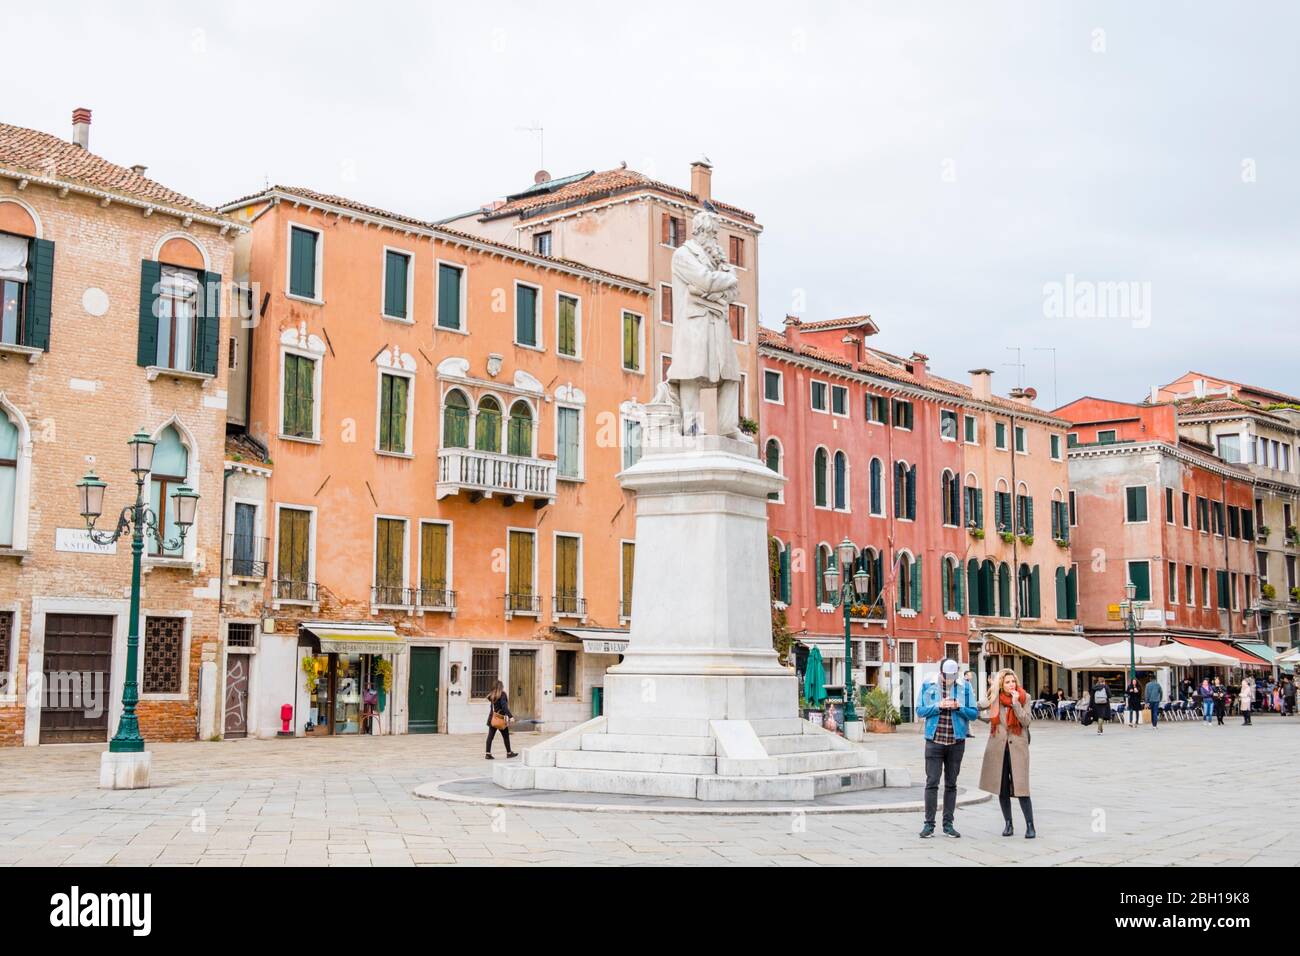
[556,649,577,698]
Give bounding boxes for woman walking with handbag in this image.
[978,669,1036,839]
[485,680,518,760]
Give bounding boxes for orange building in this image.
[219,186,653,737]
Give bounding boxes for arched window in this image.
[0,411,17,547]
[980,559,996,615]
[149,426,189,557]
[894,461,916,519]
[814,448,829,508]
[507,400,534,457]
[869,458,883,515]
[1017,563,1040,617]
[941,555,963,614]
[857,546,883,606]
[1051,489,1069,543]
[769,537,791,604]
[815,543,832,605]
[442,389,469,448]
[897,551,922,611]
[997,562,1012,616]
[833,451,848,510]
[994,478,1012,532]
[475,396,502,452]
[765,439,782,502]
[963,475,983,530]
[941,469,960,526]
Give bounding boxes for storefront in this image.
[978,631,1106,698]
[553,626,628,721]
[297,623,408,736]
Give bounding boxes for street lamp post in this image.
[1118,582,1145,685]
[76,430,198,776]
[821,536,871,725]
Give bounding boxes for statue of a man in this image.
[666,211,743,438]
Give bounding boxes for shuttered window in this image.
[729,235,744,267]
[374,518,405,600]
[378,373,409,453]
[660,284,673,324]
[729,303,745,341]
[508,531,535,611]
[515,284,539,347]
[476,397,502,452]
[282,353,316,438]
[622,311,642,371]
[507,401,533,457]
[277,508,311,595]
[442,390,469,448]
[437,263,464,330]
[557,294,579,357]
[1125,486,1148,523]
[555,535,580,613]
[383,250,410,319]
[142,617,184,694]
[1128,560,1152,602]
[557,406,581,478]
[420,523,449,593]
[289,227,318,298]
[621,542,635,617]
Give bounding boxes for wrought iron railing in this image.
[416,587,457,611]
[226,534,268,578]
[505,592,542,615]
[273,578,317,603]
[372,584,414,607]
[553,593,587,617]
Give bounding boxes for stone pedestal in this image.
[99,750,151,790]
[494,435,903,801]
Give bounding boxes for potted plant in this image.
[1287,525,1298,542]
[999,530,1015,543]
[1054,535,1069,548]
[739,415,759,436]
[1262,582,1277,601]
[1018,533,1034,547]
[1258,525,1271,540]
[862,687,901,734]
[968,525,985,540]
[1291,586,1300,603]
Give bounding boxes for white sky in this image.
[10,0,1298,406]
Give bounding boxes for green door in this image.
[408,647,440,733]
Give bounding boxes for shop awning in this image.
[1277,646,1300,665]
[798,637,846,659]
[301,622,407,655]
[1235,642,1293,672]
[1174,637,1270,668]
[554,627,629,655]
[981,631,1103,666]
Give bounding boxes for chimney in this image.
[909,351,929,384]
[1149,385,1160,405]
[783,314,803,347]
[130,164,148,177]
[690,156,713,201]
[841,333,863,364]
[969,368,993,401]
[71,107,92,149]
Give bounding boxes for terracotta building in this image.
[218,185,653,737]
[0,111,239,745]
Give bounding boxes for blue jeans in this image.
[1202,699,1213,722]
[1149,704,1159,728]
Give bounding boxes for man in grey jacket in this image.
[1143,678,1164,729]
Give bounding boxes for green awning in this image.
[1235,642,1294,672]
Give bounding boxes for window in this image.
[620,542,635,618]
[1015,493,1034,535]
[1128,560,1152,602]
[1182,492,1191,527]
[941,470,960,526]
[142,617,184,694]
[554,534,582,616]
[729,235,744,267]
[475,396,502,452]
[1067,432,1079,447]
[869,458,884,515]
[1069,490,1077,526]
[939,410,958,441]
[1014,426,1027,453]
[770,539,792,604]
[1051,497,1069,542]
[1018,563,1041,618]
[763,369,783,403]
[419,522,451,607]
[660,353,672,383]
[894,461,917,520]
[155,266,200,371]
[622,311,643,372]
[814,448,829,508]
[148,426,189,557]
[1055,566,1078,620]
[556,293,580,358]
[830,384,848,416]
[1216,569,1230,609]
[866,395,887,424]
[1201,568,1210,608]
[276,507,312,601]
[659,284,673,324]
[228,336,238,370]
[0,232,48,349]
[557,406,582,479]
[892,399,914,430]
[282,353,317,439]
[506,530,536,613]
[622,417,642,469]
[442,389,470,448]
[897,553,922,612]
[833,451,848,510]
[811,380,828,412]
[288,225,319,299]
[765,439,782,501]
[471,648,499,699]
[1185,565,1194,606]
[1212,500,1225,536]
[662,214,685,247]
[507,400,534,457]
[994,488,1013,531]
[226,622,255,648]
[382,249,411,320]
[1168,561,1178,604]
[1050,434,1062,460]
[230,502,259,576]
[436,262,465,331]
[515,283,540,348]
[964,414,978,444]
[1217,433,1241,463]
[941,557,962,614]
[1125,485,1148,523]
[964,482,984,530]
[377,372,411,454]
[998,562,1012,616]
[729,303,746,342]
[1242,509,1254,540]
[898,641,916,664]
[374,518,407,606]
[1196,495,1209,532]
[555,649,577,697]
[0,411,18,547]
[1163,488,1174,524]
[532,231,552,256]
[1228,505,1241,539]
[995,422,1008,450]
[1097,429,1117,444]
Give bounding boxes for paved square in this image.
[1,716,1296,866]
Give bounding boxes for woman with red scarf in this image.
[978,668,1036,839]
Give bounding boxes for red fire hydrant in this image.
[280,703,293,735]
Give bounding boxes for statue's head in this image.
[690,210,720,241]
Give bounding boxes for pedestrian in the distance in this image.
[1125,679,1141,727]
[1285,677,1297,717]
[1144,677,1163,729]
[1212,677,1226,726]
[1239,675,1254,726]
[484,679,518,760]
[1199,678,1214,723]
[978,668,1036,839]
[915,659,978,839]
[1090,677,1111,734]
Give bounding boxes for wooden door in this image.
[223,653,250,738]
[40,614,113,743]
[407,647,440,733]
[509,649,536,721]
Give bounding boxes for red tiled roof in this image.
[1173,397,1290,424]
[0,121,218,214]
[1165,371,1300,408]
[796,315,878,333]
[223,186,650,291]
[480,167,757,223]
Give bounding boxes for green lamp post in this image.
[1118,581,1145,685]
[76,429,199,754]
[820,536,871,724]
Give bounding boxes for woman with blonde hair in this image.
[1240,675,1254,726]
[979,668,1036,839]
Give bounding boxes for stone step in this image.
[810,766,886,796]
[774,749,872,775]
[582,733,716,756]
[533,766,700,800]
[758,734,835,755]
[555,750,717,775]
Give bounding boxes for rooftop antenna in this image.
[1003,347,1025,390]
[516,121,544,170]
[1033,347,1059,408]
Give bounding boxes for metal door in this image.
[509,649,536,721]
[407,647,440,733]
[40,614,113,743]
[224,653,250,738]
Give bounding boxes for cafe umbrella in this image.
[803,644,827,708]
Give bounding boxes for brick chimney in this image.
[690,156,712,202]
[969,368,993,401]
[783,314,803,347]
[71,108,92,149]
[909,351,929,384]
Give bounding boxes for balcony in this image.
[372,584,414,610]
[225,534,268,579]
[437,447,556,507]
[553,593,587,620]
[505,592,542,619]
[273,578,318,605]
[416,588,457,614]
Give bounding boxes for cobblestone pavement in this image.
[0,715,1296,866]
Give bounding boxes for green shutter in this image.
[1025,496,1034,535]
[1029,565,1041,617]
[1056,568,1067,620]
[137,259,162,367]
[906,465,917,519]
[1068,566,1078,618]
[196,270,221,375]
[437,264,462,329]
[911,555,922,611]
[290,228,316,298]
[516,286,536,345]
[384,251,408,318]
[975,489,984,529]
[779,548,791,604]
[25,238,54,351]
[941,559,950,613]
[954,561,964,613]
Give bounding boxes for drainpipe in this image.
[1009,412,1020,624]
[1223,472,1233,643]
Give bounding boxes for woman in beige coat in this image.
[979,668,1036,839]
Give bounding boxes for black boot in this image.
[1025,821,1037,839]
[1001,819,1014,837]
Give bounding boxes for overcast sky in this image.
[10,1,1297,407]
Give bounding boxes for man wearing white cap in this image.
[915,658,978,838]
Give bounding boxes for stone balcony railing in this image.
[436,447,557,506]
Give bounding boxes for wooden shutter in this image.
[1029,565,1041,617]
[907,464,917,519]
[556,536,578,600]
[279,509,309,583]
[290,228,316,297]
[196,270,221,375]
[437,264,461,329]
[911,555,922,611]
[661,284,673,324]
[24,238,54,351]
[975,489,984,528]
[661,213,670,245]
[893,464,902,517]
[421,523,447,591]
[1056,568,1067,620]
[384,252,408,318]
[1025,496,1034,534]
[967,561,980,615]
[954,561,964,613]
[621,542,635,612]
[137,259,162,367]
[1067,566,1078,618]
[509,531,533,597]
[941,559,950,613]
[729,303,743,340]
[516,286,536,345]
[779,548,791,603]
